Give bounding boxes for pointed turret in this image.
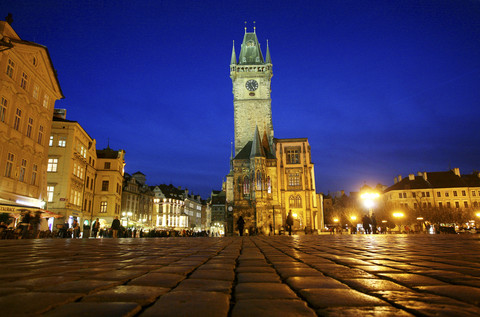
[230,41,237,65]
[265,40,272,64]
[239,30,264,65]
[250,126,265,158]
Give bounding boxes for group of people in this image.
[236,210,295,236]
[362,213,378,234]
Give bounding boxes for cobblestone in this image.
[0,235,480,316]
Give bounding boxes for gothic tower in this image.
[230,26,273,156]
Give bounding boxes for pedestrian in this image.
[269,223,273,236]
[72,218,80,238]
[19,211,31,239]
[362,214,371,234]
[111,216,120,238]
[92,218,100,238]
[31,211,41,238]
[286,210,294,236]
[371,213,378,234]
[237,216,245,236]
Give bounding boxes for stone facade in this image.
[227,28,322,235]
[0,20,63,212]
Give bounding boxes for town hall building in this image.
[225,27,322,235]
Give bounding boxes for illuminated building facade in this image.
[94,146,125,226]
[384,168,480,211]
[0,18,63,214]
[47,110,96,227]
[153,184,188,229]
[121,172,154,228]
[226,27,322,234]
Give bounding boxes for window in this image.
[256,170,262,190]
[243,176,249,195]
[70,189,81,206]
[445,192,450,197]
[79,144,86,158]
[102,180,109,191]
[464,201,468,208]
[0,97,7,122]
[437,191,441,198]
[27,118,33,138]
[426,192,430,197]
[414,203,418,209]
[58,136,66,147]
[289,195,302,208]
[31,164,37,185]
[100,201,107,213]
[453,191,458,197]
[49,135,53,146]
[20,72,28,90]
[446,202,451,208]
[288,173,301,187]
[47,158,58,172]
[473,191,477,197]
[474,202,479,208]
[33,85,39,99]
[104,162,111,169]
[438,202,443,208]
[286,148,300,164]
[267,176,271,194]
[427,202,432,208]
[462,190,466,196]
[403,192,407,198]
[43,94,49,108]
[455,201,460,208]
[422,192,425,197]
[398,193,402,199]
[47,186,54,202]
[6,59,14,78]
[412,192,416,198]
[19,159,26,182]
[37,125,44,145]
[116,183,121,194]
[14,108,21,130]
[5,153,14,177]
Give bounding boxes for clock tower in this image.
[230,27,273,155]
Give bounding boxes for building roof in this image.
[97,147,120,159]
[384,169,480,192]
[238,32,265,65]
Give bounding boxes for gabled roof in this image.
[238,32,264,65]
[250,126,265,158]
[97,147,120,159]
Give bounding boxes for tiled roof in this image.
[385,170,480,192]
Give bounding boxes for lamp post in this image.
[360,191,380,216]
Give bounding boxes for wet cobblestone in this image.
[0,235,479,316]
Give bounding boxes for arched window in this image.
[289,195,302,208]
[243,176,249,195]
[267,176,271,194]
[256,170,262,190]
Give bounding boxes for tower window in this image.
[286,147,300,164]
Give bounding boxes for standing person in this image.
[286,210,294,236]
[92,218,100,238]
[111,216,120,238]
[31,211,41,239]
[371,213,378,234]
[72,218,80,238]
[362,214,371,234]
[237,216,245,236]
[20,211,31,239]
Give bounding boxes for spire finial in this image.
[244,21,247,33]
[253,21,256,33]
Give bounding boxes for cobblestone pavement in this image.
[1,235,480,316]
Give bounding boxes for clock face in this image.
[245,80,258,91]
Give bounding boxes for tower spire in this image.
[244,21,247,34]
[230,40,237,65]
[253,21,256,33]
[266,39,272,64]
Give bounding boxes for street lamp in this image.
[360,191,380,216]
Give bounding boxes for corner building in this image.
[226,27,321,234]
[0,19,63,213]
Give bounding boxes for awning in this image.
[0,203,63,218]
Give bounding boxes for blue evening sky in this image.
[2,0,480,198]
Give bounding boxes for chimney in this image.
[398,175,402,182]
[408,174,415,181]
[394,177,397,184]
[417,172,423,176]
[423,172,427,181]
[453,168,460,177]
[341,190,345,196]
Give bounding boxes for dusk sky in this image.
[3,0,480,198]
